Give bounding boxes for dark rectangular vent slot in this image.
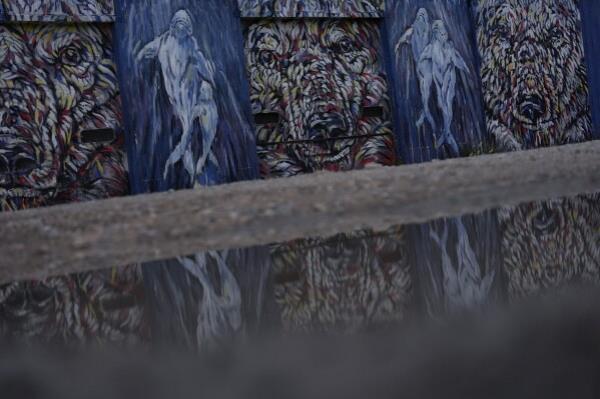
[80,128,116,144]
[254,112,280,125]
[362,106,384,118]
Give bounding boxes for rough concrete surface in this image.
[1,141,599,283]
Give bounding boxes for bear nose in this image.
[0,156,8,174]
[519,95,546,123]
[0,144,37,175]
[0,107,19,128]
[308,117,347,142]
[12,155,37,174]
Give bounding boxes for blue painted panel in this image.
[238,0,383,18]
[385,0,487,163]
[114,0,259,194]
[113,0,266,349]
[580,0,600,138]
[1,0,115,22]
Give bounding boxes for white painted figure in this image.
[395,8,436,133]
[429,218,495,313]
[137,9,219,184]
[420,20,469,156]
[178,251,242,350]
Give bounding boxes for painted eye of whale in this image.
[60,46,83,66]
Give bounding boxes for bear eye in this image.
[332,37,356,53]
[495,23,511,41]
[60,46,83,66]
[549,25,562,40]
[258,49,277,65]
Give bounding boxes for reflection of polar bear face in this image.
[0,24,127,209]
[271,230,412,333]
[475,0,592,151]
[0,265,147,342]
[245,20,395,178]
[499,195,600,299]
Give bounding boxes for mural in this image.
[0,24,145,342]
[499,194,600,300]
[474,0,592,151]
[1,0,115,22]
[114,0,267,349]
[0,265,146,342]
[268,229,412,333]
[470,1,598,300]
[579,1,600,136]
[238,0,383,18]
[242,18,406,332]
[388,0,487,162]
[244,19,396,178]
[415,213,502,317]
[115,0,258,192]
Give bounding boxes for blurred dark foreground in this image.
[1,286,599,399]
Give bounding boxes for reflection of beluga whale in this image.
[178,251,242,350]
[137,9,219,184]
[429,218,495,312]
[395,8,436,133]
[420,20,469,157]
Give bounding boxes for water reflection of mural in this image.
[419,214,500,316]
[0,24,145,342]
[1,0,115,22]
[0,266,145,342]
[244,20,396,178]
[499,194,600,299]
[388,0,487,162]
[142,250,269,350]
[238,0,383,18]
[269,230,412,333]
[474,0,592,151]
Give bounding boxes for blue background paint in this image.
[580,0,600,139]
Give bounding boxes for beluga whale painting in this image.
[387,0,487,163]
[136,9,219,184]
[113,0,267,350]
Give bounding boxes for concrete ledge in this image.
[1,141,600,283]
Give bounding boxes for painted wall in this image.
[1,0,115,22]
[473,0,593,151]
[387,0,487,162]
[0,4,146,343]
[389,0,600,315]
[472,0,599,302]
[244,19,396,177]
[0,0,599,342]
[266,230,412,332]
[238,0,383,18]
[241,15,412,332]
[580,1,600,138]
[113,0,269,349]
